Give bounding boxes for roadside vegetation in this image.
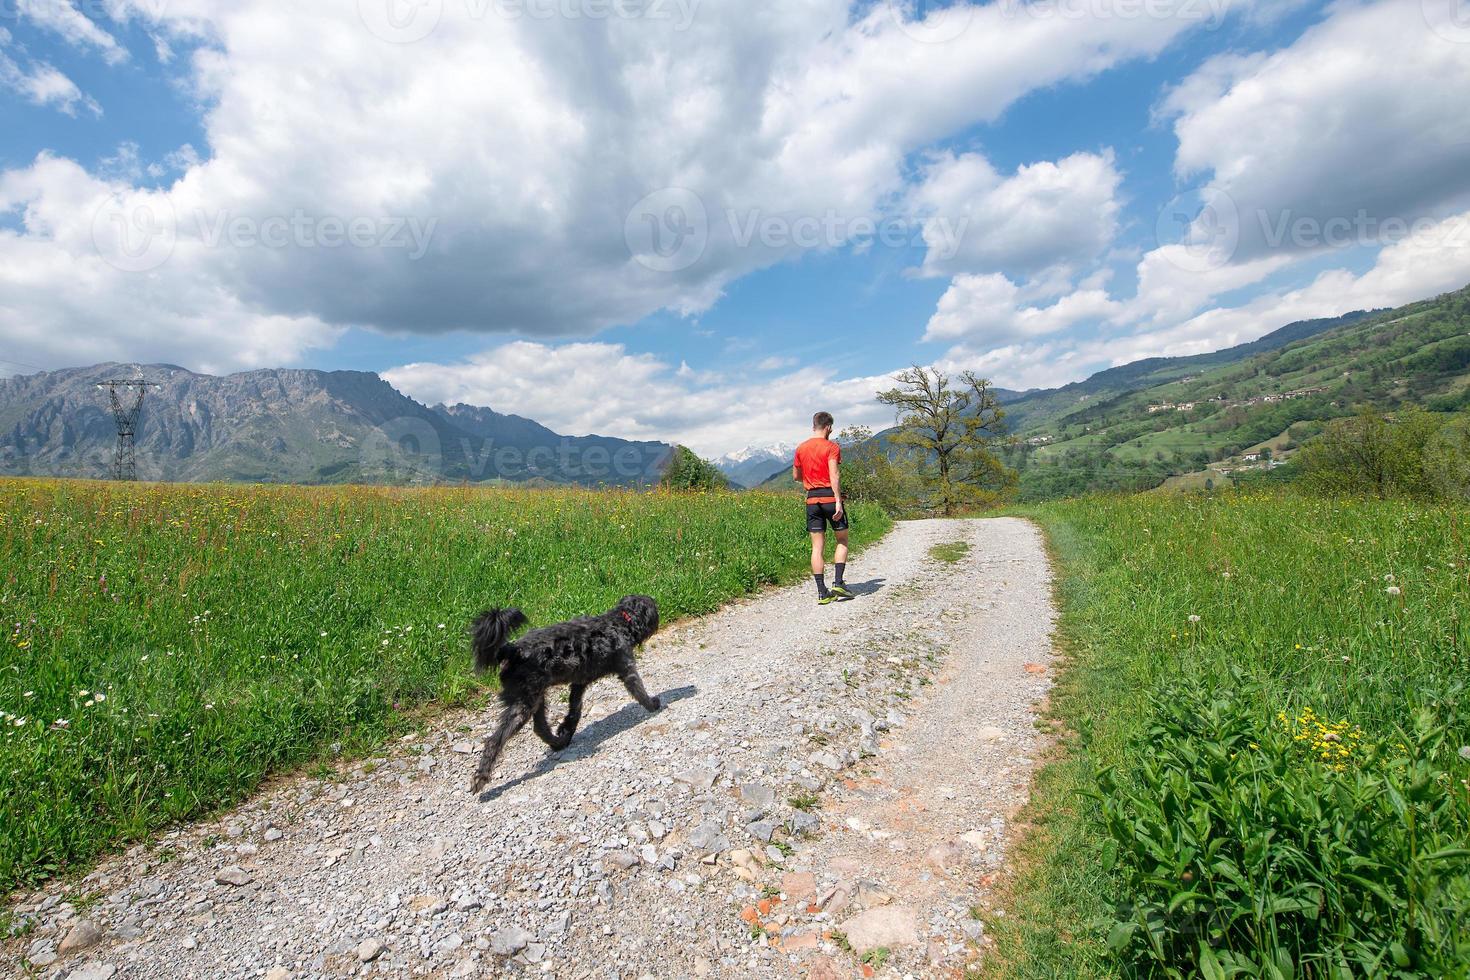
[988,491,1470,978]
[0,479,888,894]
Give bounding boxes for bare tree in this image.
[876,366,1016,515]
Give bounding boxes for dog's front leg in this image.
[619,666,663,713]
[471,700,533,793]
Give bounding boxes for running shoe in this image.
[829,585,855,600]
[818,593,838,605]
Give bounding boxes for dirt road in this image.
[4,517,1057,980]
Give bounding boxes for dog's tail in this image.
[470,608,529,674]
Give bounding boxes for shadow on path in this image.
[476,685,698,803]
[842,577,886,597]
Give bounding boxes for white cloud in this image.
[16,0,128,64]
[911,150,1122,280]
[0,26,100,115]
[0,0,1251,374]
[0,154,342,372]
[943,208,1470,391]
[1160,0,1470,260]
[925,272,1121,344]
[384,341,898,457]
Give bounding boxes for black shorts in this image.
[805,488,849,533]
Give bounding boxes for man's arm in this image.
[828,454,843,517]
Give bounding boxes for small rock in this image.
[1023,662,1048,675]
[781,871,817,903]
[452,741,475,754]
[925,840,967,874]
[783,931,819,950]
[747,820,777,843]
[59,919,104,953]
[602,849,640,872]
[265,969,292,980]
[977,725,1005,742]
[806,955,843,980]
[358,937,386,962]
[838,905,921,954]
[263,828,284,843]
[639,843,658,865]
[788,811,819,835]
[489,925,532,956]
[686,821,729,855]
[739,784,775,808]
[522,941,546,963]
[764,845,785,864]
[810,752,843,771]
[214,866,252,887]
[960,831,988,851]
[65,964,116,980]
[674,768,716,791]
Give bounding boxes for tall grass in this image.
[0,479,889,894]
[989,492,1470,978]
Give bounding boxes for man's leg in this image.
[834,529,849,586]
[810,530,830,598]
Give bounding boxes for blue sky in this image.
[3,1,1469,454]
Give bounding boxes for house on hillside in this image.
[1241,452,1261,462]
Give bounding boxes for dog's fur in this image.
[468,594,661,793]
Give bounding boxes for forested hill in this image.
[1006,283,1470,499]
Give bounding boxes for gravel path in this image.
[3,517,1057,980]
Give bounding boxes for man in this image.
[793,412,854,604]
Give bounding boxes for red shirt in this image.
[794,437,841,500]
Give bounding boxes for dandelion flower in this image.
[1459,746,1470,762]
[94,693,105,703]
[1188,615,1201,623]
[1386,586,1401,596]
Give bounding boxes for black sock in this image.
[814,573,828,597]
[834,563,846,586]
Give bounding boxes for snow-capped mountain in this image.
[713,442,796,488]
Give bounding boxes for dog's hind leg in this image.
[532,685,584,751]
[471,700,534,794]
[619,666,663,713]
[554,684,586,748]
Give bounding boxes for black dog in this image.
[468,594,662,793]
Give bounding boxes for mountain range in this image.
[713,443,796,488]
[0,363,671,486]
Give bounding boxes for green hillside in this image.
[1005,283,1470,499]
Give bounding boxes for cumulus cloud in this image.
[0,0,1251,374]
[1160,0,1470,261]
[942,208,1470,392]
[910,150,1122,280]
[925,272,1121,344]
[384,341,898,457]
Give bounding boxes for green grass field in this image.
[0,479,888,895]
[990,492,1470,978]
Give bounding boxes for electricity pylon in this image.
[97,379,158,481]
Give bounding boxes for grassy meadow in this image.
[991,492,1470,979]
[0,478,888,895]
